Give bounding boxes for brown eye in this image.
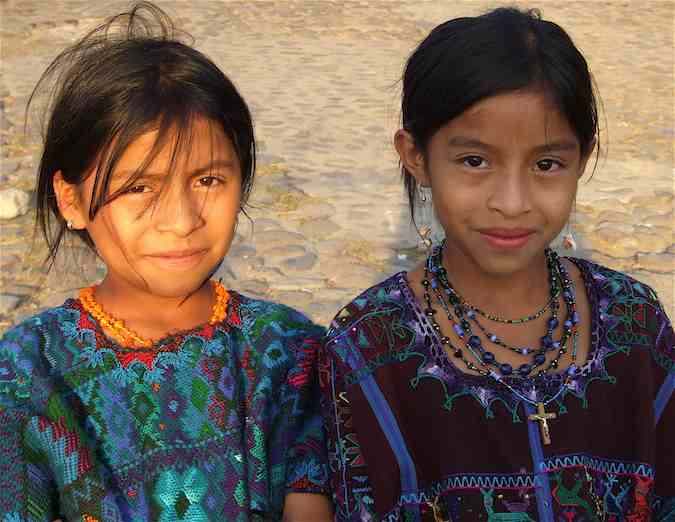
[462,155,487,168]
[536,159,563,172]
[127,185,149,194]
[197,176,221,187]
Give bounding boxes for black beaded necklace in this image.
[437,252,561,357]
[422,242,580,379]
[458,280,559,325]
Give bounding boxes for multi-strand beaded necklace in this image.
[421,243,597,518]
[422,242,580,380]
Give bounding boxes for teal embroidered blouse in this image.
[0,291,328,521]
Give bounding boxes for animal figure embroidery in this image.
[625,475,652,521]
[425,495,452,522]
[551,471,599,522]
[481,489,535,521]
[503,486,532,513]
[561,508,577,522]
[602,475,631,515]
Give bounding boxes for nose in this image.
[153,181,205,236]
[486,169,532,218]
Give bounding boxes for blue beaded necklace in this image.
[422,242,580,379]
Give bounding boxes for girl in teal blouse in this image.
[0,3,331,521]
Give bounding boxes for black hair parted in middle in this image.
[400,7,600,218]
[30,1,256,268]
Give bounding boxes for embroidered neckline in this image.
[64,291,243,371]
[399,258,618,419]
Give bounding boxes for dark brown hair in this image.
[30,1,256,267]
[401,7,600,220]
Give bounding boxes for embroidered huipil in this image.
[320,259,674,521]
[0,292,328,521]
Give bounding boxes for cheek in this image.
[204,192,240,230]
[534,179,577,218]
[430,173,482,215]
[431,191,476,232]
[87,207,141,252]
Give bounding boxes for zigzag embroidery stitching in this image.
[380,453,655,521]
[382,473,536,521]
[542,454,655,478]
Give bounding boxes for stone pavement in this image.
[0,0,673,332]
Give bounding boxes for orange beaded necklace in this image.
[78,280,230,349]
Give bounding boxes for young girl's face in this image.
[67,116,242,298]
[407,89,591,275]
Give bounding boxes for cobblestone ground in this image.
[0,0,673,332]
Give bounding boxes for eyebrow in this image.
[113,160,236,180]
[447,137,495,150]
[447,136,578,153]
[532,141,578,153]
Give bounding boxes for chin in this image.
[472,257,515,276]
[485,248,546,273]
[142,278,212,299]
[459,240,534,270]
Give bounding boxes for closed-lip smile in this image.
[478,228,536,249]
[145,248,208,268]
[147,248,207,258]
[479,228,535,238]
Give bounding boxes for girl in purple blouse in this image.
[320,7,673,521]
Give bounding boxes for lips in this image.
[479,228,535,238]
[147,248,207,258]
[145,248,208,269]
[477,228,536,249]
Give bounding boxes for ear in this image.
[53,171,87,229]
[577,138,597,178]
[394,129,431,187]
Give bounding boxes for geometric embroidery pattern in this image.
[0,291,329,519]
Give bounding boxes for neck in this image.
[93,276,213,332]
[440,241,551,318]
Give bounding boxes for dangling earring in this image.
[417,186,433,252]
[562,225,577,251]
[66,220,74,230]
[562,201,577,251]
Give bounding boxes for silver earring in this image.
[66,220,74,230]
[562,224,577,251]
[417,186,434,252]
[418,225,433,252]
